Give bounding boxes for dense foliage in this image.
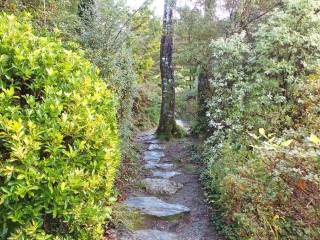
[202,0,320,239]
[1,0,162,155]
[1,0,320,239]
[0,14,119,239]
[0,1,162,237]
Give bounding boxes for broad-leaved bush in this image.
[203,0,320,239]
[0,14,119,239]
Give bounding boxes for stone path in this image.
[118,130,221,240]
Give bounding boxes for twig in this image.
[110,0,151,47]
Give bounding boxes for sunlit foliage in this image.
[0,14,119,239]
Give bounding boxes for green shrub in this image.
[205,130,320,239]
[202,0,320,239]
[132,83,161,130]
[0,13,120,239]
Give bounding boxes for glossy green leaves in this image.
[0,13,119,239]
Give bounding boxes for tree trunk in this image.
[196,0,214,132]
[197,66,211,131]
[157,0,177,139]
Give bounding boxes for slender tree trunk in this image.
[157,0,177,139]
[197,66,211,130]
[196,0,214,132]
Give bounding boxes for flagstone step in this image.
[152,171,181,179]
[124,196,190,220]
[142,178,183,195]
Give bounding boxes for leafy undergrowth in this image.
[201,1,320,239]
[133,83,161,130]
[202,131,320,239]
[105,136,142,238]
[176,87,198,122]
[0,14,120,239]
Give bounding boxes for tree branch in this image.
[110,0,151,47]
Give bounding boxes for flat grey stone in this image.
[144,156,161,162]
[145,139,162,144]
[139,134,156,141]
[144,151,165,162]
[119,230,178,240]
[148,144,165,150]
[144,163,175,170]
[142,178,183,195]
[124,197,190,219]
[153,171,181,179]
[133,230,178,240]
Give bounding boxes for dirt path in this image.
[117,130,222,240]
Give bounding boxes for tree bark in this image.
[196,0,214,132]
[157,0,177,139]
[197,66,211,130]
